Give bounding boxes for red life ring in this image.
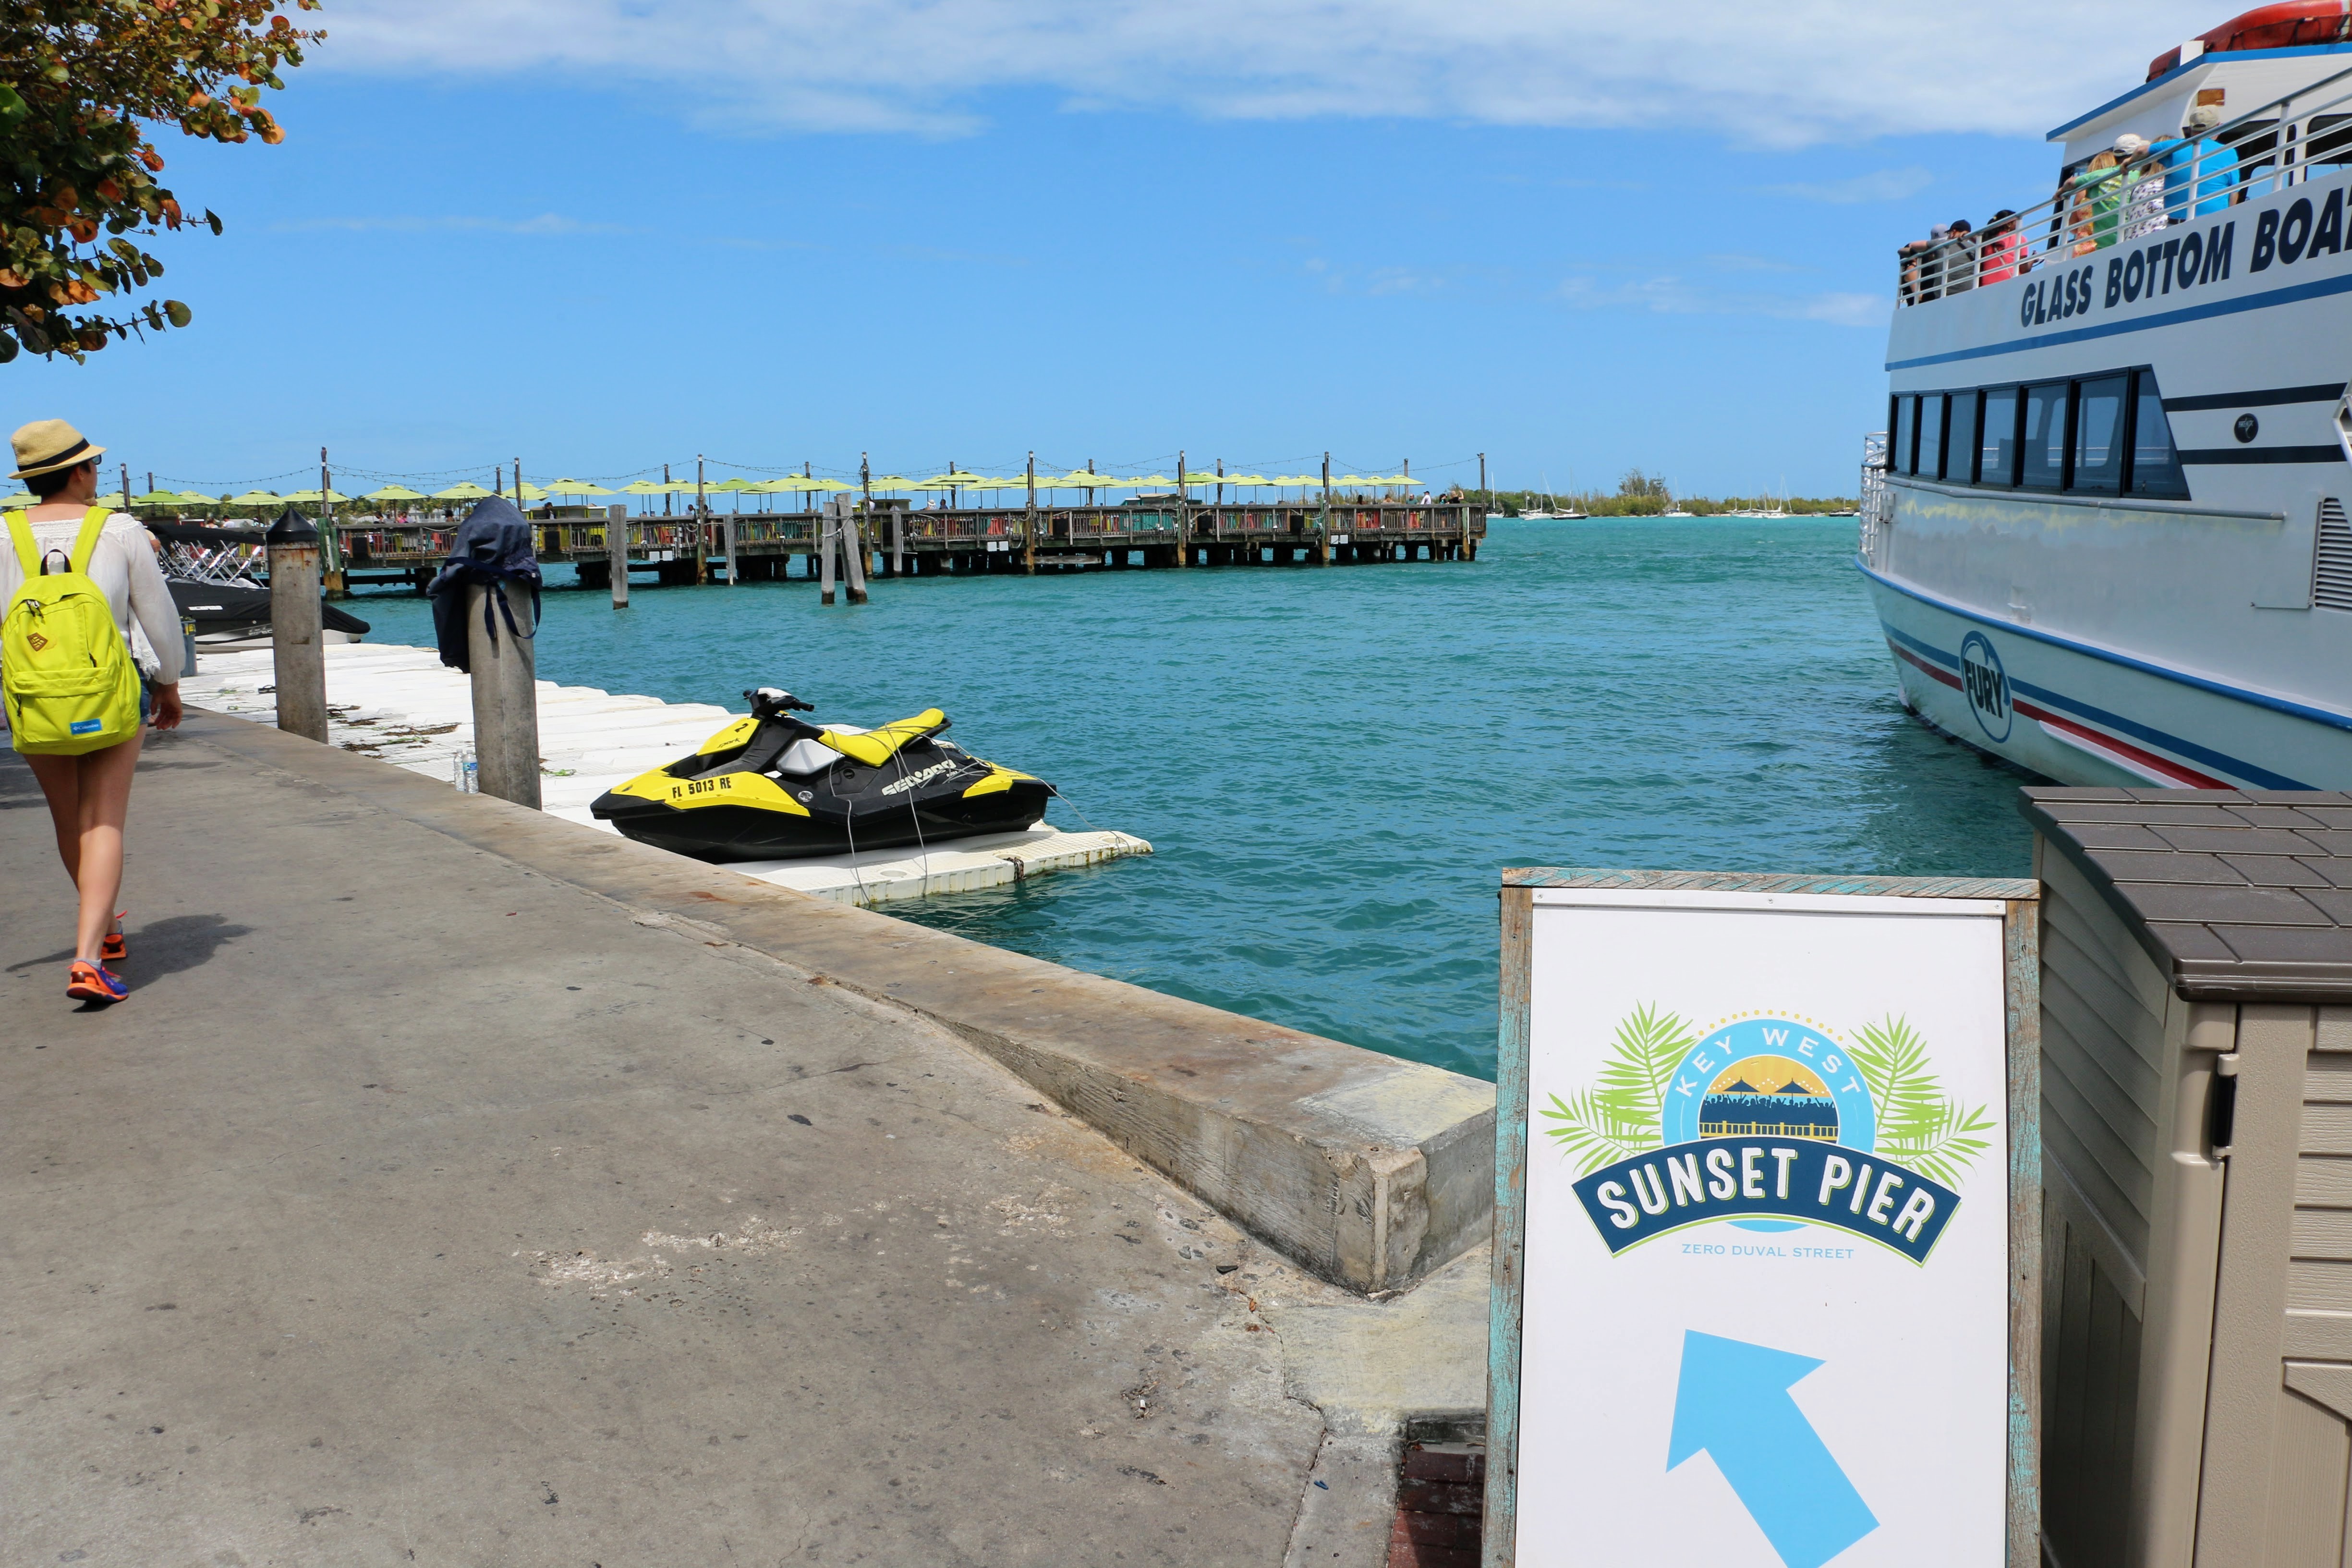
[2148,0,2352,80]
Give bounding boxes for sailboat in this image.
[1520,474,1559,520]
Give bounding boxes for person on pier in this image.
[0,421,183,1004]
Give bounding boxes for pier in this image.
[1,708,1491,1562]
[325,499,1487,593]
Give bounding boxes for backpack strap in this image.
[3,510,34,579]
[68,505,109,575]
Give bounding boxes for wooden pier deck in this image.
[327,499,1486,591]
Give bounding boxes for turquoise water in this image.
[347,519,2036,1081]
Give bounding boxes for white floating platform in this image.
[178,642,1150,907]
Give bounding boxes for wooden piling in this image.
[265,509,329,744]
[607,504,630,608]
[465,580,541,810]
[843,504,870,605]
[820,499,838,606]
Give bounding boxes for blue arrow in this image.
[1667,1330,1878,1568]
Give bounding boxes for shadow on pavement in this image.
[7,912,253,986]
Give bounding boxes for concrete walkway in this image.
[0,716,1482,1567]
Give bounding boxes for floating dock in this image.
[327,498,1486,590]
[177,641,1151,905]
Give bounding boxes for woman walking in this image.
[0,420,182,1003]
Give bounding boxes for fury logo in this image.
[1960,631,2012,743]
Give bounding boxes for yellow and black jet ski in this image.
[589,687,1053,861]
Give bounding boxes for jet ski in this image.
[589,687,1054,861]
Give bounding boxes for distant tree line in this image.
[1467,468,1855,517]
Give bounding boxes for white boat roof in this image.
[2048,44,2352,162]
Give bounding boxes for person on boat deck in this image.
[1978,210,2026,282]
[2069,149,2126,254]
[1941,217,1976,294]
[1897,237,1928,303]
[1911,224,1950,301]
[2159,105,2240,224]
[2115,134,2169,240]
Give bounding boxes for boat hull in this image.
[1862,560,2352,787]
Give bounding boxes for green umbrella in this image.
[130,488,184,507]
[547,477,616,497]
[281,488,352,505]
[432,482,494,502]
[618,480,667,496]
[366,484,428,503]
[710,477,755,492]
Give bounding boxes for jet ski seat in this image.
[818,709,948,767]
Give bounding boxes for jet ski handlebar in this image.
[745,686,817,717]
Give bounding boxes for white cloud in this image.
[314,0,2220,146]
[1766,166,1937,204]
[1558,274,1886,327]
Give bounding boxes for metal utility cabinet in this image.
[2026,788,2352,1568]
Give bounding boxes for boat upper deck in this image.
[1896,49,2352,307]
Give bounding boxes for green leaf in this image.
[1538,1003,1695,1174]
[1847,1014,1995,1185]
[163,298,190,328]
[0,86,25,127]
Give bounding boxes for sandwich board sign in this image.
[1487,870,2040,1568]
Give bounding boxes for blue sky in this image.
[16,0,2223,498]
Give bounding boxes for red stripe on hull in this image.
[1886,639,2231,788]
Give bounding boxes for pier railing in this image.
[1896,58,2352,304]
[318,499,1484,586]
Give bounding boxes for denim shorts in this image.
[139,673,153,726]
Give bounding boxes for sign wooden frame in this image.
[1486,868,2042,1567]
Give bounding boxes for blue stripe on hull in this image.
[1860,563,2327,790]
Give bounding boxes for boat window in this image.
[2308,114,2352,176]
[2021,382,2070,489]
[2224,119,2281,190]
[1980,388,2020,486]
[2129,369,2190,498]
[1946,391,1981,483]
[2070,375,2128,495]
[1892,396,1917,475]
[1918,394,1945,482]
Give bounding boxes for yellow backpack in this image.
[3,506,141,754]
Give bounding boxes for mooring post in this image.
[606,503,630,608]
[843,504,870,605]
[465,576,541,810]
[265,507,328,743]
[1025,451,1038,575]
[820,498,838,606]
[891,503,903,578]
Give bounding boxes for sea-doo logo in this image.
[1540,1009,1992,1265]
[1959,632,2011,742]
[880,760,956,797]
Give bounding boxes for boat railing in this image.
[1896,57,2352,304]
[1858,432,1891,568]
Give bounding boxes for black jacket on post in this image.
[426,497,542,673]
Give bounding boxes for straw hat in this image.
[10,418,102,480]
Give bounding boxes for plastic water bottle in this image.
[453,746,478,794]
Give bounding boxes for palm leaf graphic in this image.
[1845,1014,1994,1186]
[1540,1003,1695,1174]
